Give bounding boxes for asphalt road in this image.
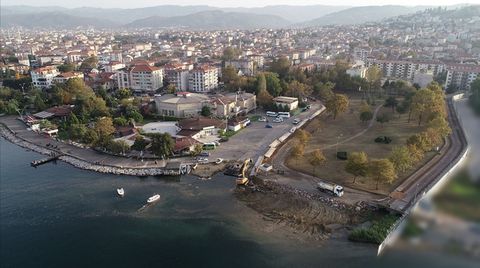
[209,102,323,162]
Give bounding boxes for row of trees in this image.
[345,152,397,190]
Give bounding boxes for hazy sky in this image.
[3,0,480,8]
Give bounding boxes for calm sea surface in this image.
[0,138,476,268]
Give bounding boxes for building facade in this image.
[188,65,218,92]
[31,66,60,89]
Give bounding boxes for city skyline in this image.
[2,0,479,8]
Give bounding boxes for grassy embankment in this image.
[285,97,437,195]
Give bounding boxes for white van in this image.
[278,112,291,118]
[266,111,278,117]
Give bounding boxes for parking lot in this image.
[207,102,323,162]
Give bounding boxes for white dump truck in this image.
[317,181,344,197]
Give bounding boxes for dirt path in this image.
[321,103,383,150]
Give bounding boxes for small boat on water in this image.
[117,188,125,197]
[147,194,161,203]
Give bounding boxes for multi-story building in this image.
[115,64,163,92]
[445,64,480,91]
[188,65,218,92]
[365,59,445,83]
[31,66,59,89]
[164,64,190,91]
[224,59,255,76]
[52,72,84,84]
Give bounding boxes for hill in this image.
[0,12,117,28]
[302,5,432,26]
[126,10,291,29]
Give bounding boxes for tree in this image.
[113,116,128,126]
[309,149,326,174]
[82,128,98,145]
[285,81,311,99]
[295,129,311,144]
[131,136,149,151]
[411,88,434,126]
[389,146,413,173]
[149,133,174,158]
[345,152,369,183]
[376,113,391,127]
[360,111,373,123]
[290,142,305,159]
[368,159,397,190]
[191,144,203,156]
[256,74,273,107]
[222,47,240,61]
[365,66,382,95]
[314,81,334,101]
[126,106,143,123]
[384,96,398,113]
[79,56,98,70]
[94,117,115,139]
[69,124,88,141]
[428,116,451,137]
[201,106,212,117]
[58,64,75,73]
[407,144,424,163]
[269,57,291,78]
[406,133,432,152]
[116,88,131,99]
[166,84,176,94]
[325,94,349,120]
[264,72,283,97]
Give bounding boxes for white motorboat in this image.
[147,194,161,203]
[117,188,125,197]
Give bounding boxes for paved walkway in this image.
[0,116,169,169]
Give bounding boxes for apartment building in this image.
[188,65,218,92]
[445,64,480,91]
[31,66,60,89]
[52,72,84,84]
[365,59,445,82]
[224,59,256,76]
[115,64,163,92]
[164,63,190,91]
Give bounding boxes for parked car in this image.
[265,124,273,128]
[273,117,284,123]
[199,152,210,157]
[292,119,300,125]
[197,158,209,163]
[258,116,267,122]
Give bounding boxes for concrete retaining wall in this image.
[377,93,470,256]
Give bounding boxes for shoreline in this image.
[0,123,187,176]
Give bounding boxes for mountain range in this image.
[0,4,471,30]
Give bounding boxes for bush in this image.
[348,214,399,244]
[336,151,348,160]
[374,136,392,144]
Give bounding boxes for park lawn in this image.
[434,170,480,222]
[285,97,435,195]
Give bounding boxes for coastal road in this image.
[386,96,467,212]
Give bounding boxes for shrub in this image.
[374,136,392,144]
[337,151,348,160]
[348,214,399,244]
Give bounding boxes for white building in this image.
[164,64,190,92]
[224,59,256,76]
[52,72,84,84]
[116,64,163,92]
[188,65,218,92]
[445,64,480,91]
[273,96,299,111]
[31,66,59,89]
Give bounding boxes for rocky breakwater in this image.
[0,124,186,176]
[235,178,373,240]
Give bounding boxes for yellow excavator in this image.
[235,158,252,186]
